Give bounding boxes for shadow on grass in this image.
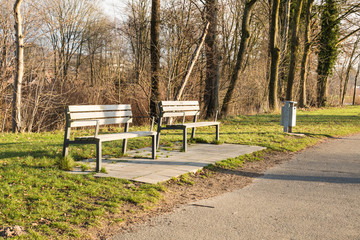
[0,150,58,160]
[223,114,360,125]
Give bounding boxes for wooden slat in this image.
[68,104,131,112]
[162,106,200,112]
[182,122,220,128]
[75,131,156,142]
[70,117,132,127]
[162,111,200,117]
[69,110,132,120]
[161,101,199,106]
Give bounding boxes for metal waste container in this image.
[281,101,296,133]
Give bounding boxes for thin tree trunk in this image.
[268,0,281,110]
[278,0,291,98]
[150,0,161,117]
[12,0,24,133]
[342,37,360,105]
[353,58,360,105]
[204,0,220,119]
[174,22,209,101]
[299,0,314,107]
[221,0,258,116]
[285,0,303,100]
[281,0,291,59]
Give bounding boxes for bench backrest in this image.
[159,101,200,118]
[65,104,133,128]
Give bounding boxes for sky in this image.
[101,0,127,20]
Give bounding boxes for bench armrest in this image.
[151,116,155,131]
[94,120,100,137]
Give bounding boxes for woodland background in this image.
[2,0,360,132]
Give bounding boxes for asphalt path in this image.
[111,134,360,240]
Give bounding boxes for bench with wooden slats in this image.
[62,104,156,172]
[157,101,220,152]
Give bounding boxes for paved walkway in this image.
[73,143,265,184]
[112,134,360,240]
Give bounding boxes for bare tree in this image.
[12,0,24,133]
[174,22,209,101]
[298,0,314,108]
[221,0,258,116]
[342,36,360,104]
[285,0,303,100]
[353,56,360,105]
[41,0,99,83]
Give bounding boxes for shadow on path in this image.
[261,174,360,184]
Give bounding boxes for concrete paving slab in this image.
[73,143,265,184]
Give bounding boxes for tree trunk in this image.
[278,0,291,99]
[299,0,314,108]
[268,0,281,111]
[285,0,303,100]
[353,58,360,105]
[342,37,359,105]
[150,0,161,117]
[316,0,340,107]
[12,0,24,133]
[204,0,220,119]
[221,0,258,117]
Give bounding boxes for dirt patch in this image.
[86,151,294,239]
[0,225,26,238]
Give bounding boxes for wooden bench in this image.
[157,101,220,152]
[62,104,157,172]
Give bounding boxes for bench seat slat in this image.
[75,131,157,142]
[161,101,199,106]
[169,122,220,128]
[163,111,200,118]
[70,117,132,127]
[70,110,132,120]
[162,106,200,112]
[68,104,131,112]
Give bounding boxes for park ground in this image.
[0,106,360,239]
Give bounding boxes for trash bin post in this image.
[281,101,297,133]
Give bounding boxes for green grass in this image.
[0,106,360,238]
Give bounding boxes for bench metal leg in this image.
[152,135,156,159]
[63,126,71,157]
[96,141,102,172]
[216,125,220,141]
[183,128,187,152]
[156,131,161,150]
[122,139,128,154]
[62,142,69,157]
[191,127,196,139]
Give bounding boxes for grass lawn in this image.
[1,106,360,239]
